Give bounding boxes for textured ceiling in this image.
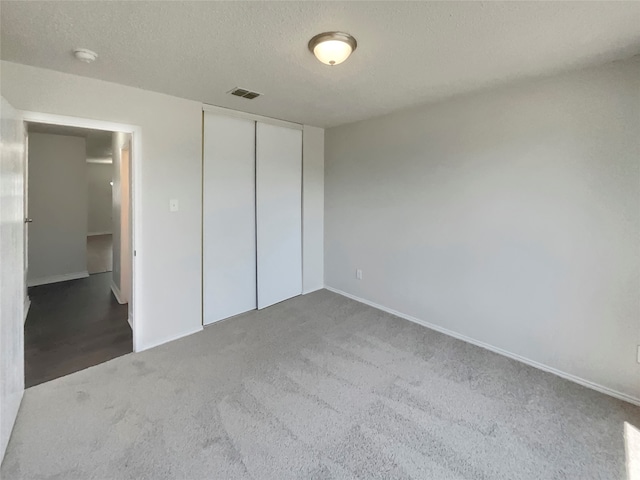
[3,1,640,127]
[27,122,113,160]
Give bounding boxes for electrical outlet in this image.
[356,269,363,280]
[637,345,640,364]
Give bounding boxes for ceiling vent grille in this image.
[228,87,261,100]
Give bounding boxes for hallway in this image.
[86,234,113,274]
[24,273,132,388]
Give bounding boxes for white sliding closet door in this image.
[256,122,302,309]
[203,113,256,324]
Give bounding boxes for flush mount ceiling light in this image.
[308,32,357,66]
[73,48,98,63]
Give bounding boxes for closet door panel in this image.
[256,122,302,309]
[203,113,256,324]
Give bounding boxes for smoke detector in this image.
[73,48,98,63]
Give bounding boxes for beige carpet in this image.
[87,234,112,274]
[2,290,639,479]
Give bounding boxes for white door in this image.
[0,96,25,460]
[203,113,257,324]
[256,122,302,309]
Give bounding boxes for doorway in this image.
[22,118,137,387]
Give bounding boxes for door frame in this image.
[119,140,132,308]
[21,110,142,352]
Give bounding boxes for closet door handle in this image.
[24,218,33,223]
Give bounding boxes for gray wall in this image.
[325,57,640,400]
[87,162,113,235]
[27,132,88,284]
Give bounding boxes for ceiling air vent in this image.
[228,87,261,100]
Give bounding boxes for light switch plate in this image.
[169,199,179,212]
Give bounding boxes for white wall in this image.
[87,162,112,235]
[27,132,87,285]
[1,61,203,351]
[1,60,325,352]
[325,58,640,401]
[302,125,324,293]
[0,96,25,461]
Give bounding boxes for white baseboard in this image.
[88,231,112,236]
[137,326,203,353]
[302,286,324,295]
[24,296,31,323]
[27,271,89,287]
[110,281,126,305]
[324,286,640,407]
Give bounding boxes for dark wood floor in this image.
[24,272,132,388]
